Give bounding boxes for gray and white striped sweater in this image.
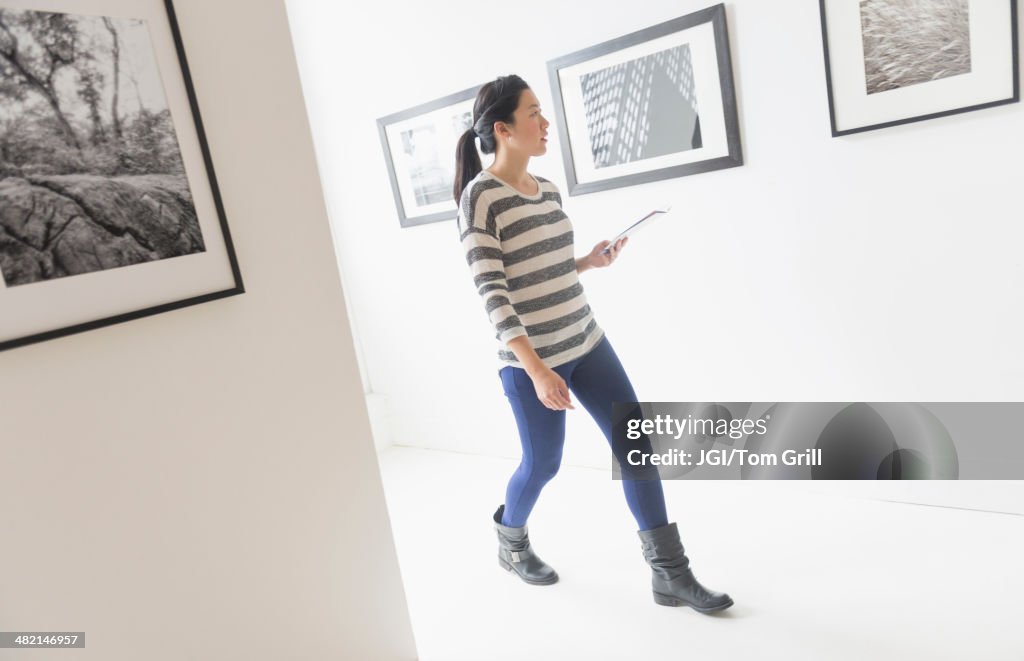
[457,170,605,369]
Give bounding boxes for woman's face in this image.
[497,88,550,158]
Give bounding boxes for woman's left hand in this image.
[583,237,628,270]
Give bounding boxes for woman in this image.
[453,74,732,614]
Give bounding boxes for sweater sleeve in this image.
[458,185,529,346]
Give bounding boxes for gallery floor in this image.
[378,446,1022,661]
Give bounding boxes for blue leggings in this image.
[498,334,668,531]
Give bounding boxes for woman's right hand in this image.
[528,367,575,411]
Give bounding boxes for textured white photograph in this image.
[860,0,972,96]
[820,0,1017,135]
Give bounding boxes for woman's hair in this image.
[453,74,530,203]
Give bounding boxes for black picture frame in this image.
[546,4,743,196]
[819,0,1020,137]
[0,0,244,353]
[377,84,480,228]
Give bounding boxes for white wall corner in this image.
[365,392,393,451]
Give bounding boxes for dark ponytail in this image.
[452,74,531,203]
[454,129,481,204]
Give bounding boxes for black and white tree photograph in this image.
[580,44,702,169]
[0,7,203,288]
[860,0,972,96]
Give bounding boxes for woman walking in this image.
[453,74,732,613]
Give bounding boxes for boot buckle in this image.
[510,551,522,563]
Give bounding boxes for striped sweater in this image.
[457,170,605,369]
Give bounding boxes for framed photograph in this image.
[820,0,1020,136]
[0,0,243,352]
[546,4,743,197]
[377,85,478,228]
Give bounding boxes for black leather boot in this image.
[493,505,558,585]
[637,522,733,613]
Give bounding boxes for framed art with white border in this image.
[546,4,743,196]
[0,0,243,352]
[377,85,478,228]
[820,0,1020,137]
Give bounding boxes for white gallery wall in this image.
[0,1,417,659]
[288,1,1023,508]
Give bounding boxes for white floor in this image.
[377,446,1024,661]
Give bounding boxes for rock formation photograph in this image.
[0,8,205,287]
